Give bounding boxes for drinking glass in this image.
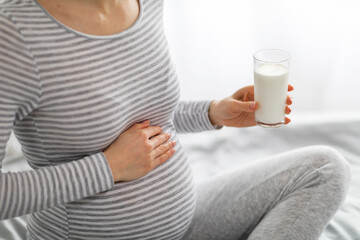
[253,49,290,128]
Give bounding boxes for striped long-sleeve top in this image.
[0,0,220,239]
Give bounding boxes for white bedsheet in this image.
[1,117,359,239]
[179,118,360,240]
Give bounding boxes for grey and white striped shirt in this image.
[0,0,219,239]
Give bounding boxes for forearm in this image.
[0,152,114,220]
[173,100,222,133]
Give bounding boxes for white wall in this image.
[163,0,360,115]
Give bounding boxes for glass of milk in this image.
[253,49,290,128]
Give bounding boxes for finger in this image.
[128,120,150,131]
[244,87,255,101]
[243,91,249,102]
[286,95,292,105]
[288,84,294,92]
[285,105,291,114]
[153,140,176,158]
[149,132,171,149]
[230,99,257,113]
[153,148,176,168]
[232,85,254,100]
[285,117,291,124]
[142,125,163,138]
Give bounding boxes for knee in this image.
[307,145,352,200]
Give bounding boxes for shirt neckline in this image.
[32,0,144,40]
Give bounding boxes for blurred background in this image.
[163,0,360,121]
[161,3,360,239]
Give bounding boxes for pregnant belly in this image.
[63,146,196,240]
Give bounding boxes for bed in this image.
[1,113,360,240]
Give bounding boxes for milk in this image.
[254,63,289,126]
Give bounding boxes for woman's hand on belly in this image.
[103,120,176,183]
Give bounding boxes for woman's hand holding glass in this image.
[103,120,176,183]
[208,84,294,128]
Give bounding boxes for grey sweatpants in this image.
[182,146,351,240]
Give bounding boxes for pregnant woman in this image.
[0,0,351,239]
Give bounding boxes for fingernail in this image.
[250,102,256,109]
[172,141,177,146]
[171,149,176,154]
[167,133,171,137]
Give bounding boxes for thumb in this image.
[232,99,257,113]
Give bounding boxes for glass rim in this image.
[253,49,291,63]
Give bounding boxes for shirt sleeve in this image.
[173,100,223,133]
[0,11,114,220]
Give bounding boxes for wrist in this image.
[208,100,223,127]
[103,151,119,183]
